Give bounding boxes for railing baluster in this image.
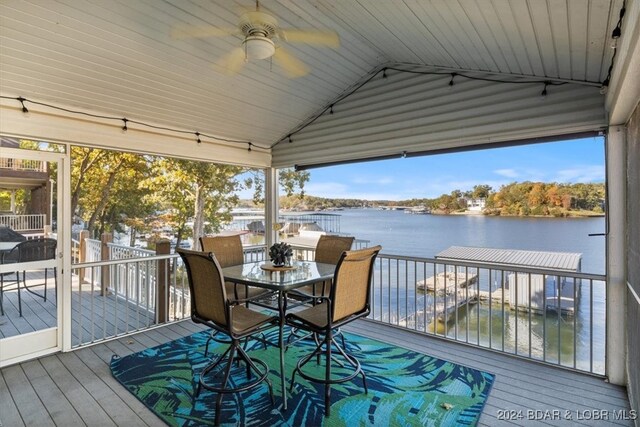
[543,274,547,363]
[529,272,532,358]
[90,265,95,343]
[501,270,505,352]
[388,258,391,324]
[405,260,408,329]
[146,260,151,327]
[422,261,427,332]
[515,271,519,355]
[432,262,437,336]
[557,274,561,366]
[475,267,479,346]
[488,269,492,349]
[573,275,577,369]
[135,262,141,330]
[590,278,594,373]
[454,266,458,341]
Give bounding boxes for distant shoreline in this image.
[432,210,605,218]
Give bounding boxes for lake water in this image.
[336,209,606,274]
[333,209,606,373]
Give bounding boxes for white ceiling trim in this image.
[0,99,270,168]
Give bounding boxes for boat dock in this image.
[416,270,478,293]
[435,246,583,316]
[406,246,584,326]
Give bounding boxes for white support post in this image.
[10,190,16,213]
[606,125,627,385]
[265,168,279,248]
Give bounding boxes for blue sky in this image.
[299,137,605,201]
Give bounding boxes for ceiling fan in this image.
[171,1,340,78]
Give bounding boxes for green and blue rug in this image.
[110,329,494,426]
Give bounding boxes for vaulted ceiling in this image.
[0,0,624,151]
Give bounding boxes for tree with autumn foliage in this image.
[70,147,309,248]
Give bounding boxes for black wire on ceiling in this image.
[600,0,626,94]
[275,0,628,150]
[0,95,267,153]
[4,0,626,156]
[272,66,575,148]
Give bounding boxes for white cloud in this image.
[493,168,519,178]
[351,176,394,185]
[304,182,350,197]
[552,165,605,183]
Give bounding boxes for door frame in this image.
[0,146,70,367]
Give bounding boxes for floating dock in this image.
[416,271,478,293]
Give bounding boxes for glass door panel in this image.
[0,147,64,365]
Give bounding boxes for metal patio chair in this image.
[177,248,278,426]
[0,238,57,317]
[286,245,381,417]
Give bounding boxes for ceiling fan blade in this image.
[279,29,340,48]
[213,47,247,75]
[273,47,310,78]
[171,24,238,39]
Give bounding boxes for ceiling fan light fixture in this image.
[243,35,275,60]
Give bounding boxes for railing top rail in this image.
[107,242,156,254]
[377,252,606,281]
[243,244,266,251]
[73,253,179,268]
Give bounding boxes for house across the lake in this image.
[466,198,486,213]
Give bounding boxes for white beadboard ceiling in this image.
[0,0,623,153]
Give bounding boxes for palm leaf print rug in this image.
[110,329,494,426]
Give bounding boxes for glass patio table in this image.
[221,260,335,410]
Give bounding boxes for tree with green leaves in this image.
[71,147,153,238]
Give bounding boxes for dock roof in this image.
[436,246,582,272]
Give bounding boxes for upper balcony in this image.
[0,157,49,189]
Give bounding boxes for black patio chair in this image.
[0,238,57,317]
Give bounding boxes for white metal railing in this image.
[243,244,267,262]
[292,249,606,376]
[69,241,605,375]
[0,214,46,231]
[71,238,80,264]
[371,253,606,376]
[70,254,188,347]
[82,238,102,283]
[70,245,269,347]
[108,243,157,312]
[0,157,47,172]
[290,239,369,261]
[108,242,155,259]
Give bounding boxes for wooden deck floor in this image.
[1,272,155,346]
[0,320,633,426]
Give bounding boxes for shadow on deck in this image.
[0,272,155,347]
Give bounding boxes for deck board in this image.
[0,366,25,427]
[20,359,87,426]
[39,355,117,426]
[56,351,146,427]
[0,273,156,346]
[0,319,633,426]
[73,346,161,426]
[2,364,56,427]
[347,320,632,426]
